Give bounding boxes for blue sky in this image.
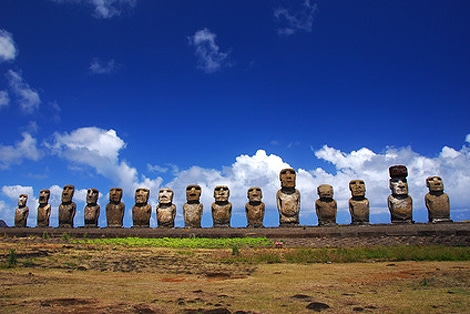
[1,0,470,228]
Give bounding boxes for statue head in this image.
[158,187,174,205]
[86,188,99,205]
[389,177,408,196]
[214,185,230,202]
[426,176,444,193]
[109,188,123,203]
[317,184,334,200]
[279,168,296,189]
[135,188,150,205]
[39,189,50,205]
[247,187,263,203]
[186,184,202,202]
[18,194,28,207]
[349,180,366,198]
[61,185,75,203]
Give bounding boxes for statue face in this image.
[390,178,408,195]
[318,184,334,199]
[247,187,263,202]
[62,185,75,203]
[18,194,28,207]
[135,188,150,204]
[158,188,174,204]
[109,188,123,202]
[186,185,201,202]
[39,189,50,205]
[214,185,230,202]
[86,188,99,204]
[280,168,296,189]
[426,176,444,192]
[349,180,366,197]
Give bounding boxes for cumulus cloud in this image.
[0,90,9,108]
[274,0,318,35]
[52,0,137,19]
[188,28,232,73]
[89,58,119,74]
[0,133,43,169]
[5,70,41,113]
[0,30,17,62]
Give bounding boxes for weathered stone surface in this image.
[245,187,265,228]
[183,185,203,228]
[14,194,29,227]
[349,180,370,225]
[425,176,452,223]
[315,184,337,226]
[211,185,232,227]
[37,189,51,228]
[388,165,413,224]
[156,187,176,228]
[84,188,100,227]
[132,188,151,228]
[58,185,76,228]
[277,168,301,226]
[106,188,125,228]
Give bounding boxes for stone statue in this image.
[37,189,51,227]
[211,185,232,227]
[14,194,29,227]
[276,168,301,226]
[106,187,125,228]
[425,176,452,223]
[388,165,413,224]
[183,184,203,228]
[58,184,76,228]
[84,188,100,227]
[245,187,265,228]
[156,187,176,228]
[132,188,151,227]
[348,180,370,225]
[315,184,337,226]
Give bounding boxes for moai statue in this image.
[106,187,125,228]
[388,165,413,224]
[58,185,76,228]
[425,176,452,223]
[211,185,232,227]
[156,187,176,228]
[315,184,337,226]
[245,187,265,228]
[14,194,29,227]
[348,180,370,225]
[276,168,301,227]
[183,184,203,228]
[84,188,100,227]
[132,188,151,227]
[37,189,51,227]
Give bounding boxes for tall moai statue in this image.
[58,184,76,228]
[388,165,413,224]
[276,168,301,227]
[245,187,265,228]
[156,187,176,228]
[14,194,29,227]
[37,189,51,227]
[425,176,452,223]
[183,184,203,228]
[315,184,337,226]
[211,185,232,227]
[132,188,151,227]
[348,180,370,225]
[84,188,100,227]
[106,188,125,228]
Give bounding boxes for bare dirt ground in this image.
[1,238,469,313]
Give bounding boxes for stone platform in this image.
[2,222,470,248]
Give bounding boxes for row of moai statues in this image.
[14,165,452,228]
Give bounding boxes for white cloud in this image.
[188,28,232,73]
[0,90,9,108]
[0,133,43,169]
[89,58,119,74]
[0,30,17,62]
[53,0,137,19]
[274,0,318,35]
[5,70,41,113]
